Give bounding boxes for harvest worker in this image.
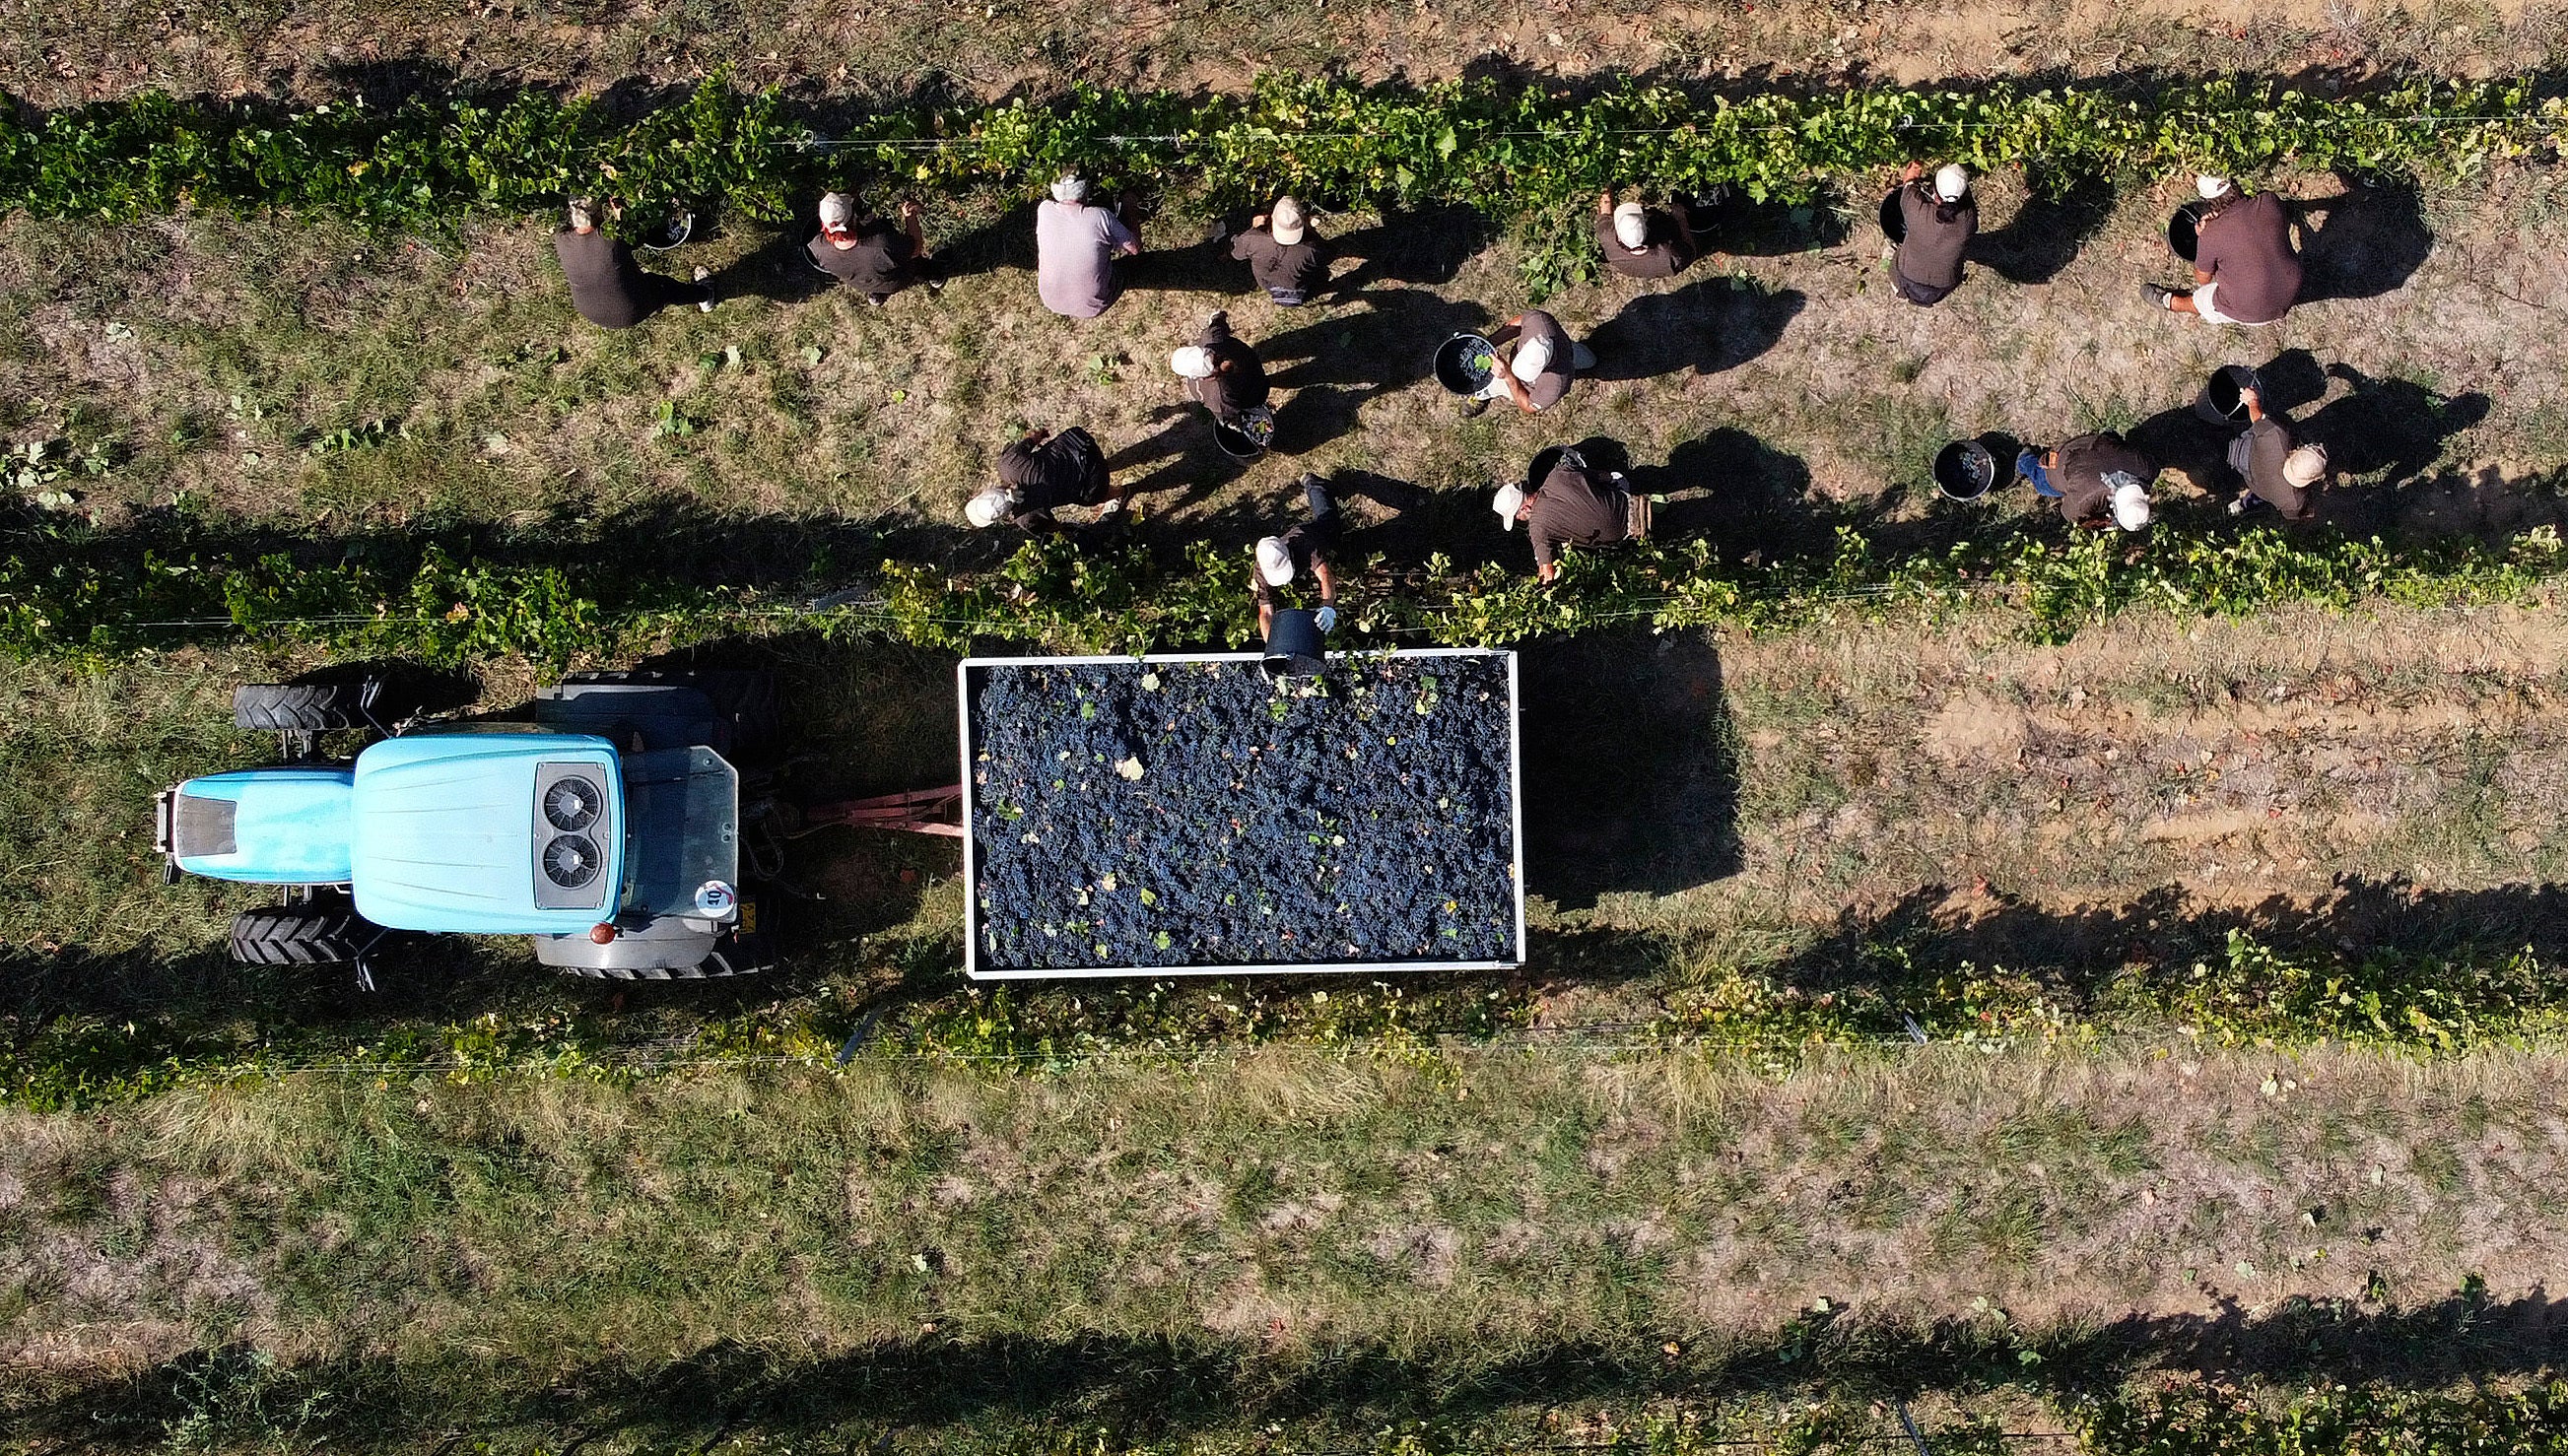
[808,191,937,304]
[1035,174,1143,319]
[1171,311,1269,424]
[2226,384,2327,521]
[2016,433,2156,533]
[1469,309,1594,416]
[554,199,712,328]
[1594,187,1699,281]
[1252,475,1343,641]
[1230,196,1329,305]
[2146,175,2303,326]
[1891,162,1977,306]
[1493,448,1641,585]
[966,426,1125,532]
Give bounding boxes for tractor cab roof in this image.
[350,733,626,935]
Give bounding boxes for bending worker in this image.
[1253,475,1342,641]
[1230,196,1329,305]
[1471,309,1593,416]
[808,191,936,304]
[1891,162,1977,306]
[2017,433,2156,533]
[1493,447,1642,585]
[2227,384,2326,521]
[966,426,1125,532]
[1595,187,1699,281]
[2147,175,2302,326]
[554,199,712,328]
[1171,310,1268,424]
[1035,174,1143,319]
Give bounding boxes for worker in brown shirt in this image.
[1229,196,1329,304]
[2017,434,2155,532]
[966,427,1124,532]
[2146,176,2303,325]
[1470,310,1591,416]
[1892,162,1977,306]
[1494,450,1632,584]
[1170,311,1268,423]
[808,191,937,304]
[2226,385,2326,520]
[553,199,712,328]
[1594,187,1698,281]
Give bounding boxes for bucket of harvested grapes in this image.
[1933,439,1996,500]
[1212,405,1275,459]
[1878,189,1907,243]
[2167,204,2202,262]
[2194,364,2263,425]
[1435,333,1499,395]
[1260,608,1327,678]
[640,209,695,252]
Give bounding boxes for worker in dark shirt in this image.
[553,199,712,329]
[1230,196,1329,305]
[2147,176,2303,326]
[1252,475,1343,640]
[1493,449,1634,584]
[2016,433,2156,532]
[1170,311,1268,423]
[1891,162,1977,306]
[808,191,936,304]
[1594,187,1698,281]
[1471,310,1592,417]
[2226,385,2326,520]
[966,427,1124,532]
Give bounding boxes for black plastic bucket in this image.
[1933,439,1996,501]
[641,209,695,251]
[1212,405,1274,459]
[2195,364,2263,425]
[1878,189,1907,244]
[2167,204,2201,262]
[1435,334,1498,395]
[1524,444,1587,491]
[1261,608,1327,678]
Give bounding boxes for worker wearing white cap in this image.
[2225,382,2326,521]
[1169,310,1268,423]
[967,426,1122,532]
[1495,447,1638,584]
[808,190,937,304]
[2017,433,2158,533]
[1252,475,1342,640]
[553,198,713,328]
[1231,196,1330,304]
[1593,187,1699,281]
[2147,174,2303,325]
[1470,310,1597,416]
[1890,161,1977,306]
[1036,172,1144,318]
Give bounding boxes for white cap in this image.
[1511,335,1554,383]
[1255,537,1295,586]
[966,487,1016,528]
[1934,165,1969,202]
[1613,202,1649,250]
[1171,346,1217,379]
[2110,480,2152,532]
[818,191,855,230]
[567,198,596,231]
[1270,196,1306,245]
[2283,443,2329,487]
[2196,174,2234,200]
[1050,174,1089,204]
[1493,483,1527,529]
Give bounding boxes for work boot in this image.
[2141,282,2176,309]
[695,266,715,312]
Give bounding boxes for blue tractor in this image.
[155,667,784,982]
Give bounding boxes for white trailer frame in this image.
[958,649,1525,981]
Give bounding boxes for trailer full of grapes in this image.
[960,649,1524,980]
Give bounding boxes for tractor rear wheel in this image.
[233,681,372,733]
[229,898,375,966]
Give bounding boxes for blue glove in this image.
[1315,605,1338,633]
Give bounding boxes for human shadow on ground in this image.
[1260,287,1490,453]
[1584,282,1804,382]
[1518,628,1741,910]
[1628,428,1820,560]
[2297,364,2495,535]
[2290,177,2435,303]
[1967,170,2118,285]
[24,1290,2567,1450]
[1102,403,1253,505]
[1686,191,1851,257]
[1327,205,1506,292]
